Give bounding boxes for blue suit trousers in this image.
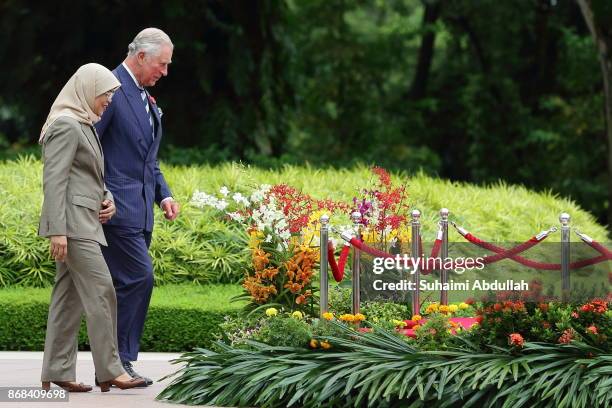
[101,225,154,362]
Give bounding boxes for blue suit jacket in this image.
[95,64,172,232]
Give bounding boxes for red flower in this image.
[558,329,574,344]
[538,303,549,313]
[465,297,475,305]
[571,312,579,319]
[590,299,607,314]
[581,303,594,313]
[372,166,391,187]
[509,333,524,347]
[475,316,483,325]
[542,321,551,329]
[586,325,598,335]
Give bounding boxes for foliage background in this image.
[0,158,607,287]
[0,0,610,228]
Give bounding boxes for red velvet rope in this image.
[589,240,612,259]
[463,232,610,270]
[329,230,609,276]
[349,237,444,274]
[479,237,540,264]
[327,241,351,282]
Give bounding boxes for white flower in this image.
[215,200,229,210]
[219,186,230,197]
[232,192,250,206]
[264,235,273,243]
[227,212,243,221]
[190,190,219,208]
[250,184,271,203]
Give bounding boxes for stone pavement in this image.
[0,351,214,408]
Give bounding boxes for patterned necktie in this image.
[140,89,155,139]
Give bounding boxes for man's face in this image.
[137,44,173,87]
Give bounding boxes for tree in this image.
[577,0,612,227]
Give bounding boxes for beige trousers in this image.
[41,238,124,382]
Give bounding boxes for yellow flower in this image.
[309,339,319,349]
[354,313,366,322]
[397,227,411,243]
[265,307,278,317]
[392,319,407,328]
[411,314,422,322]
[439,305,450,314]
[339,314,355,322]
[413,324,421,330]
[292,311,303,319]
[448,305,459,313]
[426,303,439,313]
[459,302,469,310]
[320,341,332,350]
[362,229,381,244]
[248,230,264,249]
[322,312,334,321]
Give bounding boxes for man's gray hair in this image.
[127,28,173,57]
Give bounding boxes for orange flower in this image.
[309,339,319,349]
[284,282,302,293]
[252,249,270,271]
[260,267,279,280]
[509,333,524,347]
[320,341,332,350]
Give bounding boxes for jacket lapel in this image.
[81,124,104,176]
[116,65,152,159]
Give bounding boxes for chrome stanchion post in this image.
[560,213,571,301]
[440,208,449,305]
[411,209,421,316]
[319,214,330,317]
[351,211,362,315]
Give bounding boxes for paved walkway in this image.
[0,351,212,408]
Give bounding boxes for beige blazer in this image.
[38,117,113,246]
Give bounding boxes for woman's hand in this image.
[50,235,67,262]
[99,199,115,224]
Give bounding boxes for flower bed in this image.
[157,297,611,407]
[161,167,611,407]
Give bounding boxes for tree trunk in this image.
[409,0,442,99]
[576,0,612,229]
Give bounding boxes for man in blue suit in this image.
[95,28,180,385]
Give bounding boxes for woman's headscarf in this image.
[39,63,120,143]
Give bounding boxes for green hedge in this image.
[0,156,608,286]
[0,284,244,352]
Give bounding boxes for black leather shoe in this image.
[121,361,152,386]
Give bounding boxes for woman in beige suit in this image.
[38,63,146,392]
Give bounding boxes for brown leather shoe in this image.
[41,381,92,392]
[98,377,146,392]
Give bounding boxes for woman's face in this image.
[93,91,113,116]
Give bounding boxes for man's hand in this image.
[161,199,180,221]
[99,199,116,224]
[50,235,68,262]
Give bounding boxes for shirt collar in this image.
[122,62,144,90]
